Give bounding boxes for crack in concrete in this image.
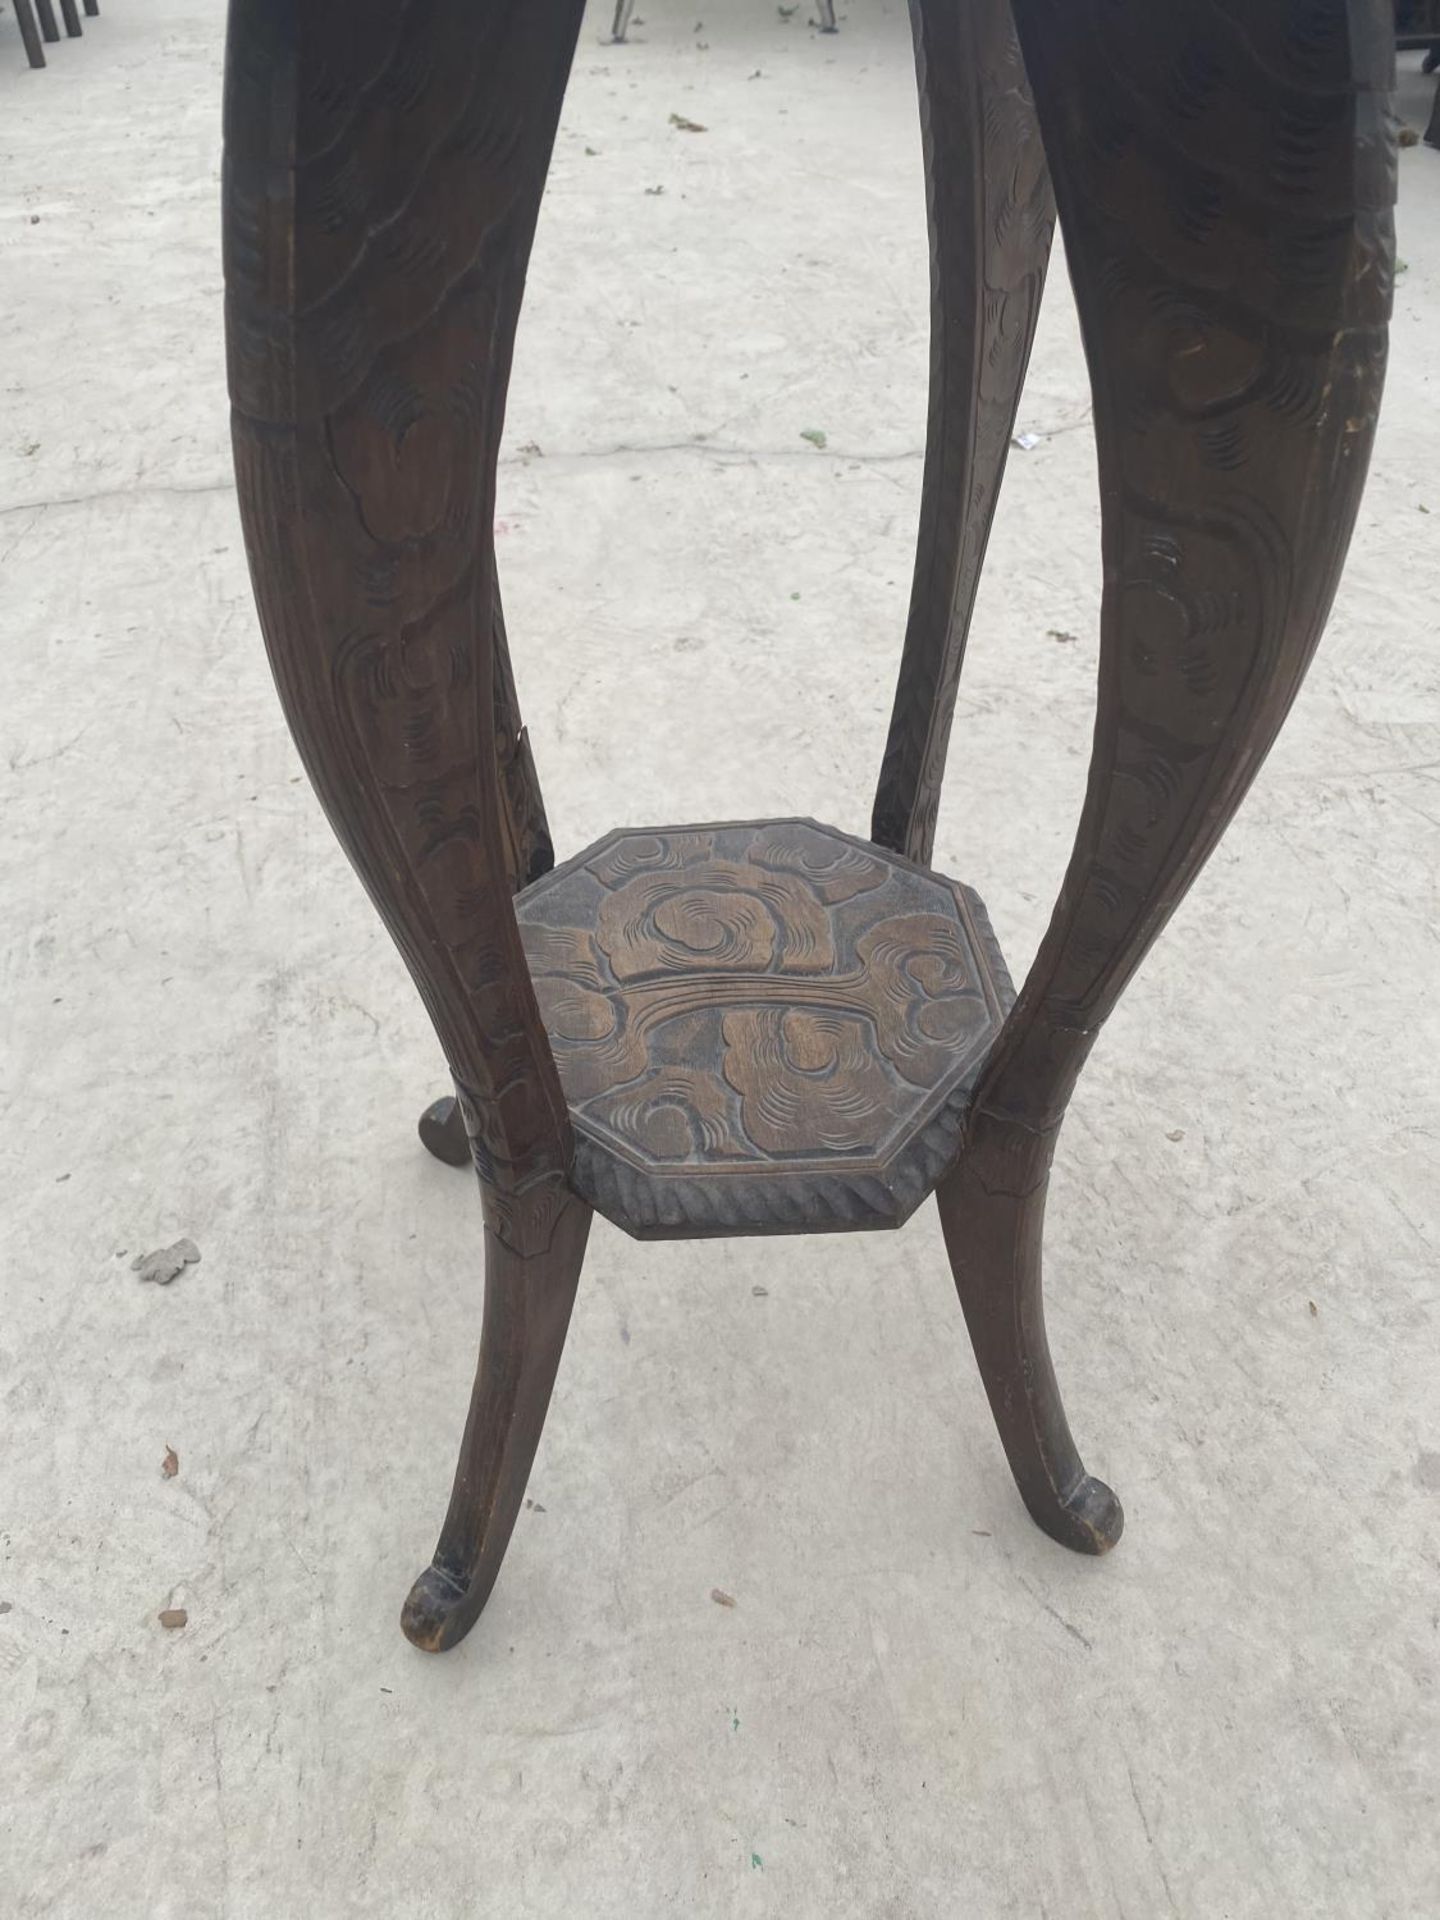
[0,441,930,522]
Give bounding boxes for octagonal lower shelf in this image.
[514,819,1014,1239]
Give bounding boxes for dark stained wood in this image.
[939,1158,1123,1553]
[416,575,553,1171]
[872,0,1054,866]
[490,578,555,893]
[224,0,1394,1650]
[515,819,1010,1236]
[224,0,583,1249]
[939,0,1395,1552]
[224,0,589,1649]
[418,1096,472,1170]
[402,1187,591,1653]
[14,0,46,66]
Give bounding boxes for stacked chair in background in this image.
[8,0,99,71]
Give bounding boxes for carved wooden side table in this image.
[222,1,1395,1651]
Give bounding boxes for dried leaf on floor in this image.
[710,1588,737,1608]
[669,112,708,133]
[131,1239,201,1286]
[158,1608,188,1630]
[161,1447,179,1479]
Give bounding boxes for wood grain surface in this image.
[224,0,586,1255]
[873,0,1054,865]
[941,0,1395,1559]
[514,819,1012,1236]
[222,0,593,1649]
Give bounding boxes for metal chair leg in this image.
[14,0,47,64]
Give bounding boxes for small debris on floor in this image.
[158,1608,188,1630]
[710,1587,737,1608]
[1166,1128,1186,1143]
[971,1529,992,1537]
[524,1498,547,1513]
[1047,628,1079,645]
[644,184,666,196]
[1012,430,1043,451]
[131,1238,201,1286]
[1309,1300,1319,1317]
[752,1285,768,1297]
[0,1601,12,1615]
[161,1447,179,1479]
[669,112,707,132]
[799,427,827,449]
[1399,125,1420,148]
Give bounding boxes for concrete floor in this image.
[3,4,1438,1915]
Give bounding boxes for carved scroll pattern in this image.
[977,0,1395,1152]
[515,821,1012,1236]
[225,1,587,1240]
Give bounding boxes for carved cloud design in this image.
[516,822,1001,1185]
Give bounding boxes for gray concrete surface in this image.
[2,5,1438,1915]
